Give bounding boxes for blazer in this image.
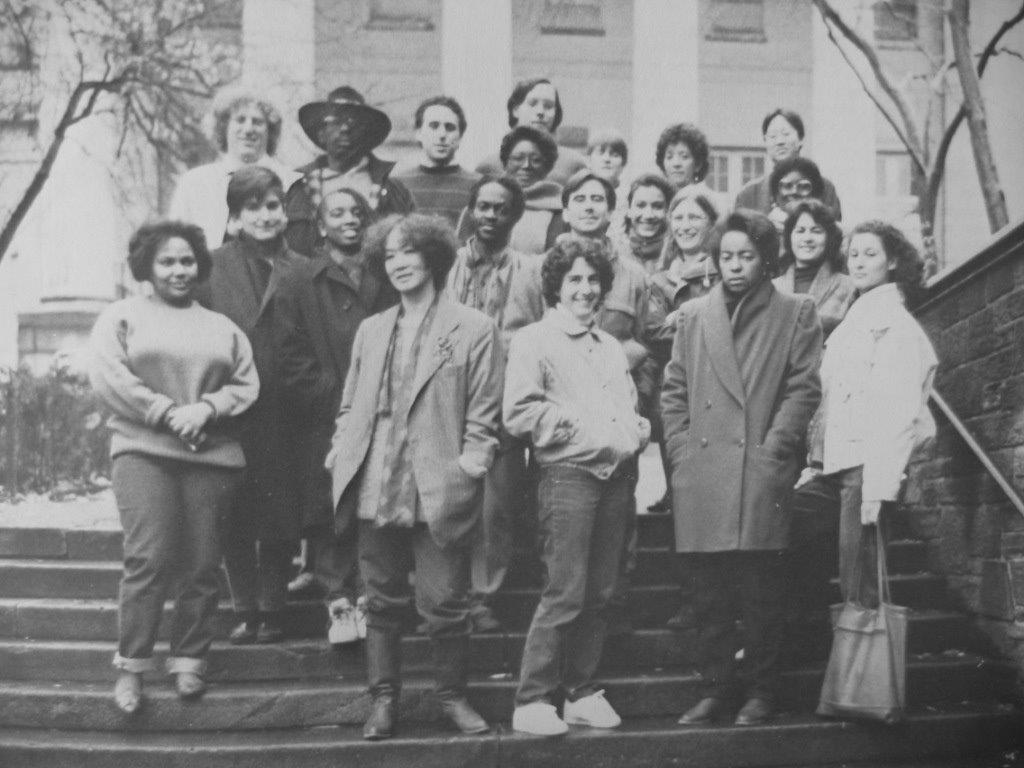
[772,260,855,341]
[329,296,503,546]
[661,280,822,552]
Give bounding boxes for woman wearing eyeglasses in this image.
[766,157,828,234]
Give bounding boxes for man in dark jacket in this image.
[284,86,414,256]
[662,209,822,727]
[275,187,397,644]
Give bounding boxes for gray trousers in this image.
[111,453,239,674]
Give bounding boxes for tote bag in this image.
[816,524,907,723]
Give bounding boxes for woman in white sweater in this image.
[802,220,937,605]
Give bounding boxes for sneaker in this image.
[563,690,621,729]
[355,596,368,640]
[327,598,359,645]
[512,701,568,736]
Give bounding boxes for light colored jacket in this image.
[504,307,650,479]
[772,261,856,341]
[811,283,937,503]
[328,296,502,545]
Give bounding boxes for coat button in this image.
[705,400,712,409]
[700,438,708,447]
[738,439,745,446]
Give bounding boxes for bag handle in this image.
[850,511,891,606]
[875,513,892,605]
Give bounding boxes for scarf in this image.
[449,238,513,324]
[628,229,665,267]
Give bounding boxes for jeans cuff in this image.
[112,653,156,673]
[165,656,207,675]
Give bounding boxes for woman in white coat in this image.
[802,220,937,605]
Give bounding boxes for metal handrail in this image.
[929,390,1024,517]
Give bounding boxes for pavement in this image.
[0,445,668,530]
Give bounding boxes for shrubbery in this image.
[0,361,110,500]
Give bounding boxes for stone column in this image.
[440,0,513,169]
[630,0,700,172]
[811,0,877,224]
[243,0,317,166]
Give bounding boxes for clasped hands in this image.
[164,402,215,444]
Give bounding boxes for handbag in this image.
[816,522,907,723]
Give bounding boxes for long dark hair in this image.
[846,220,926,306]
[780,199,844,274]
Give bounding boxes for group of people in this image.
[87,76,938,739]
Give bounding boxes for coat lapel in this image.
[364,305,400,397]
[702,285,746,405]
[410,296,460,407]
[808,260,838,305]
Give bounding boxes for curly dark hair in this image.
[780,199,844,273]
[768,156,825,203]
[499,125,559,177]
[846,220,926,305]
[541,238,614,308]
[709,209,781,278]
[466,175,526,226]
[655,123,710,183]
[623,173,675,236]
[562,169,617,212]
[316,186,376,232]
[506,77,563,131]
[127,221,212,283]
[211,88,283,157]
[363,213,457,290]
[414,94,467,135]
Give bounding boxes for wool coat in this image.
[274,251,398,529]
[196,238,306,540]
[661,280,822,552]
[329,295,503,547]
[772,260,855,341]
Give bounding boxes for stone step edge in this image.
[0,707,1016,768]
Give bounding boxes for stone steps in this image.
[0,654,1010,732]
[0,708,1017,768]
[0,609,975,681]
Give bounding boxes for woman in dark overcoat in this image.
[196,166,305,643]
[274,187,397,642]
[662,209,822,726]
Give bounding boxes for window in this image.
[874,0,917,42]
[706,0,765,42]
[539,0,605,37]
[366,0,435,31]
[707,149,765,194]
[876,151,913,197]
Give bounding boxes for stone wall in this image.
[904,218,1024,685]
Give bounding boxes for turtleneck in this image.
[238,232,287,261]
[792,261,819,294]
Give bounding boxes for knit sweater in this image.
[89,296,259,467]
[392,163,480,227]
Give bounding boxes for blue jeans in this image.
[515,464,633,706]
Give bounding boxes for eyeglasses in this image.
[779,179,813,195]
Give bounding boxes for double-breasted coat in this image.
[196,238,305,540]
[329,296,503,547]
[274,252,398,529]
[661,280,822,552]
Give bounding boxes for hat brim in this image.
[298,102,391,152]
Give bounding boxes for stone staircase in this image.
[0,511,1019,767]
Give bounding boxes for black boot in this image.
[363,626,401,740]
[434,635,489,734]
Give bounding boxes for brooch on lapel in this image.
[435,335,455,364]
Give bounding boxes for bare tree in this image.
[0,0,241,265]
[812,0,1022,271]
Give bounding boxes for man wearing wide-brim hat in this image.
[285,86,415,256]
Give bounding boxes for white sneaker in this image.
[327,598,359,645]
[355,596,368,640]
[512,701,569,736]
[563,690,621,728]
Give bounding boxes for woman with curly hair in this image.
[88,221,259,713]
[773,199,855,341]
[801,220,937,606]
[493,125,566,253]
[169,87,301,248]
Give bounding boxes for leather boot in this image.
[434,635,489,734]
[363,626,401,740]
